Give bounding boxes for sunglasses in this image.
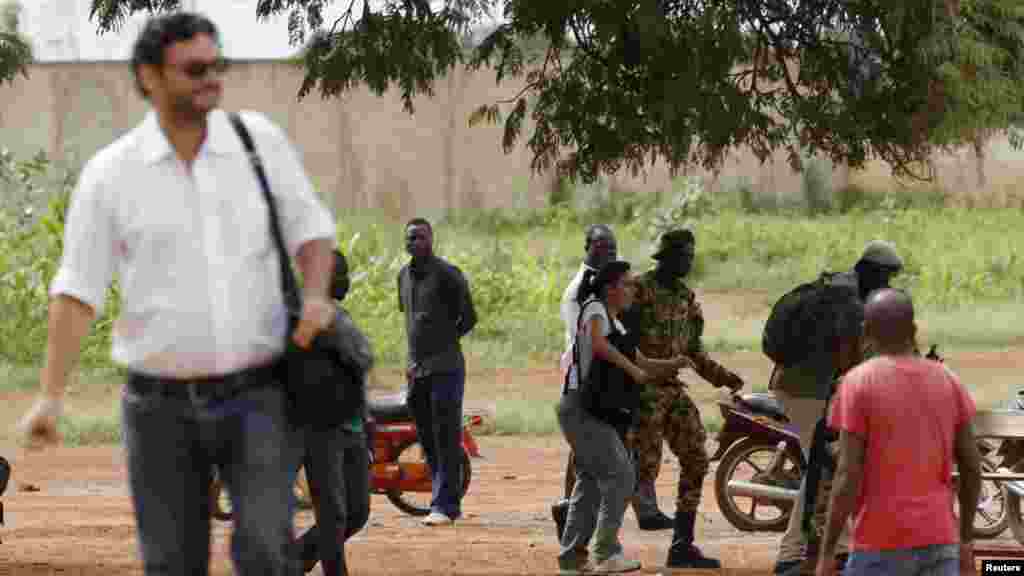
[177,58,230,79]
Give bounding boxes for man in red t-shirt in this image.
[816,289,982,576]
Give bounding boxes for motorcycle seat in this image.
[737,393,787,422]
[368,393,412,423]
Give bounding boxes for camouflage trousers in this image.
[626,383,708,515]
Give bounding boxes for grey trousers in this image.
[556,391,634,568]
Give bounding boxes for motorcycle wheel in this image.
[714,436,802,533]
[209,468,314,523]
[953,458,1009,539]
[385,439,471,517]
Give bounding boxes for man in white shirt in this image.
[560,224,618,370]
[552,224,617,557]
[16,13,337,576]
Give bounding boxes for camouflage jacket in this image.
[624,270,735,388]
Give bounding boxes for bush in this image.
[3,150,1023,372]
[801,155,834,216]
[0,152,120,367]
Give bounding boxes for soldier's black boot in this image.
[665,511,721,569]
[552,499,570,541]
[637,511,674,531]
[634,481,674,530]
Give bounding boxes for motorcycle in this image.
[712,366,1010,538]
[712,391,804,532]
[989,390,1024,544]
[210,391,484,520]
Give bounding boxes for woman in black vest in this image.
[556,261,692,574]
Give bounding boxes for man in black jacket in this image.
[398,218,478,526]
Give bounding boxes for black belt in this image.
[127,361,280,403]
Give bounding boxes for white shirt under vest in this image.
[49,109,337,379]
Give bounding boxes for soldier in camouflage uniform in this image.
[621,229,745,570]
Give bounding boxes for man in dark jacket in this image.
[398,218,477,526]
[295,249,373,576]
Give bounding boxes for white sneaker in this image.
[590,553,641,574]
[421,511,454,526]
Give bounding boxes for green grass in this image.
[492,399,561,436]
[5,174,1024,440]
[918,301,1024,350]
[59,409,122,446]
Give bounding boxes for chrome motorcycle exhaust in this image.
[1005,479,1024,498]
[727,480,800,503]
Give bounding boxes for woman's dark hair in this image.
[331,249,351,302]
[131,12,220,98]
[589,260,631,301]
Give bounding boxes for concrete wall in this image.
[2,60,1022,219]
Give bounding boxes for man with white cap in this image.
[771,240,904,576]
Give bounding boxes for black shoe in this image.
[637,511,674,531]
[551,499,569,541]
[665,511,721,569]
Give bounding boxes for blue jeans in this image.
[293,426,370,574]
[121,375,295,575]
[409,367,465,519]
[845,544,960,576]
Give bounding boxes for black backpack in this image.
[762,271,859,367]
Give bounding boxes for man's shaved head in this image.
[864,288,916,354]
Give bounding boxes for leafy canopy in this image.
[74,1,1024,182]
[0,1,31,86]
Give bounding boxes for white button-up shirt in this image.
[558,262,596,374]
[50,109,336,378]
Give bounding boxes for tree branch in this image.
[329,0,360,35]
[494,44,554,104]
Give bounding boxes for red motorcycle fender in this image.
[462,415,484,458]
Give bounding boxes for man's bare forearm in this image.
[41,295,95,399]
[954,422,983,544]
[958,470,981,543]
[821,470,858,555]
[296,238,335,301]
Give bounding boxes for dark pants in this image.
[294,426,370,575]
[408,367,465,519]
[121,373,294,576]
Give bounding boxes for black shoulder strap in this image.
[563,298,603,395]
[228,112,300,311]
[573,299,605,364]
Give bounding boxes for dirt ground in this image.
[3,289,1023,574]
[3,432,1022,575]
[2,437,780,575]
